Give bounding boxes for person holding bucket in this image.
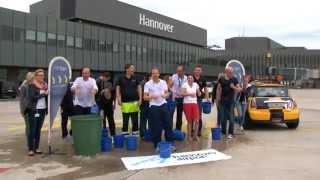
[193,64,209,137]
[181,75,201,142]
[143,67,174,149]
[172,65,187,131]
[116,64,142,136]
[71,67,98,115]
[96,72,116,136]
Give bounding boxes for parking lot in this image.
[0,89,320,180]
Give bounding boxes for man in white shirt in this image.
[144,67,174,149]
[171,65,187,130]
[71,67,98,115]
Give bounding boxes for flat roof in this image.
[30,0,207,47]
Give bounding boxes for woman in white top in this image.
[25,69,48,156]
[181,75,201,142]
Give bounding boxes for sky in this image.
[0,0,319,49]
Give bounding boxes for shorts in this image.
[183,103,199,123]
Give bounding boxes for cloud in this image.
[1,0,320,49]
[120,0,320,49]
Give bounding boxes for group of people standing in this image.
[19,62,250,155]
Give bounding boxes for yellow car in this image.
[245,82,300,129]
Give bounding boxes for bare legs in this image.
[187,120,200,142]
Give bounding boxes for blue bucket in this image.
[114,134,125,148]
[102,128,109,138]
[202,101,212,114]
[158,141,172,159]
[167,101,176,112]
[126,136,138,151]
[143,129,152,141]
[90,104,100,114]
[173,130,185,141]
[101,137,112,152]
[211,127,221,140]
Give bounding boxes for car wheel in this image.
[243,113,253,130]
[286,120,299,129]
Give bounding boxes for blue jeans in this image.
[26,109,46,151]
[220,101,234,135]
[149,104,174,148]
[234,102,247,126]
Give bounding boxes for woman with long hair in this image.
[25,69,48,156]
[19,72,35,142]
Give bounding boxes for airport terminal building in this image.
[0,0,223,85]
[0,0,320,89]
[212,37,320,87]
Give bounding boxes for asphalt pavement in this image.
[0,89,320,180]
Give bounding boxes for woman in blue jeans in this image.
[24,69,48,156]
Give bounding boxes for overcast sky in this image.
[1,0,319,49]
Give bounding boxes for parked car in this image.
[245,81,300,129]
[0,81,17,99]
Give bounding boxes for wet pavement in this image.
[1,89,320,180]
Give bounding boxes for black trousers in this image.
[197,99,203,136]
[139,104,150,137]
[122,112,139,133]
[73,105,91,115]
[61,108,73,138]
[101,103,116,136]
[149,104,174,148]
[175,98,184,130]
[26,109,46,151]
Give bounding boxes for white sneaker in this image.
[240,126,244,131]
[132,131,139,137]
[227,135,233,139]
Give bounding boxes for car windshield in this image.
[255,87,289,97]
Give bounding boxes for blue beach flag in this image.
[226,59,246,86]
[48,57,72,149]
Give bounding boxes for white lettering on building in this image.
[139,13,174,33]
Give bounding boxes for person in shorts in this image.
[181,75,201,142]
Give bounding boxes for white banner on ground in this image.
[121,149,231,170]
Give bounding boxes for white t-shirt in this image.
[144,79,168,106]
[71,77,98,107]
[182,82,199,104]
[36,90,47,109]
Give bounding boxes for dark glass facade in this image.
[0,7,226,84]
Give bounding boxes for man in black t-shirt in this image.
[116,64,142,136]
[96,72,116,136]
[217,67,242,139]
[193,65,209,136]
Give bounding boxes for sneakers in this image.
[132,131,139,137]
[227,134,233,139]
[240,126,244,131]
[28,151,34,156]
